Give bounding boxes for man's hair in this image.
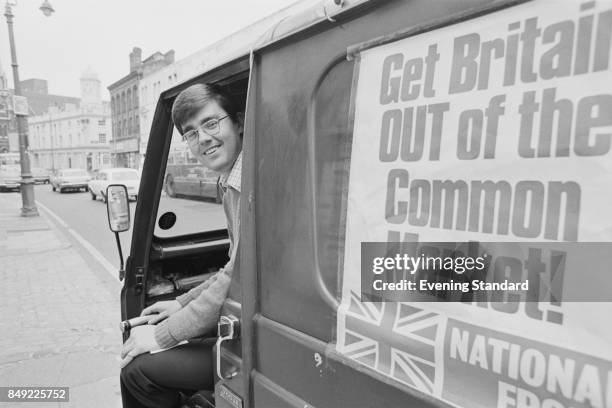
[171,83,239,134]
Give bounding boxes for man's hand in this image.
[120,325,160,369]
[140,300,182,324]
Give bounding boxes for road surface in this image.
[30,184,225,274]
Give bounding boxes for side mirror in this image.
[106,184,130,281]
[106,184,130,232]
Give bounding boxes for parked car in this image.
[88,168,140,202]
[0,166,21,192]
[164,164,222,203]
[50,168,91,193]
[31,167,51,184]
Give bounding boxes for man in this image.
[120,83,243,408]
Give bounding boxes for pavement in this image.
[0,192,123,408]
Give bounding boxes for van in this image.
[112,0,612,407]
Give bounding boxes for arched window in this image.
[128,118,132,135]
[127,89,132,112]
[121,92,126,113]
[133,85,138,107]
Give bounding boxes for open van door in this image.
[121,58,251,405]
[239,0,612,407]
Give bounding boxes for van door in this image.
[121,60,251,400]
[238,0,612,407]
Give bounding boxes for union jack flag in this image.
[338,291,444,396]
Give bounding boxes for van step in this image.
[181,390,215,408]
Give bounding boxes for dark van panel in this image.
[123,1,612,407]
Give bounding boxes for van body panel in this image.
[246,0,612,406]
[246,0,513,406]
[252,0,497,341]
[124,0,612,407]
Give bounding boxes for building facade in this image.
[28,69,112,171]
[0,67,81,154]
[108,47,174,169]
[19,79,80,116]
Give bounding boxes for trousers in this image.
[120,337,216,408]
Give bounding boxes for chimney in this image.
[129,47,142,72]
[164,50,175,64]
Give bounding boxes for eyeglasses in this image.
[182,115,229,144]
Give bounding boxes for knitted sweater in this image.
[154,153,242,348]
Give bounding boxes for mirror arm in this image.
[115,231,125,277]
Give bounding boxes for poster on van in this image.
[336,1,612,408]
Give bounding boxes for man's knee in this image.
[120,356,147,392]
[120,356,174,408]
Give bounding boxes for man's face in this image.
[181,100,243,173]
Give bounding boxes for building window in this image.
[81,118,90,125]
[99,133,106,143]
[98,119,106,126]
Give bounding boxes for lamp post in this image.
[48,111,55,172]
[4,0,54,217]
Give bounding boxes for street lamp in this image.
[39,0,54,17]
[4,0,54,217]
[49,112,55,172]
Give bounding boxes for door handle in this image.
[216,315,240,380]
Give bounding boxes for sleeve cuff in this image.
[154,321,180,348]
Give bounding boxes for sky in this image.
[0,0,301,97]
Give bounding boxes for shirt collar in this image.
[219,151,242,193]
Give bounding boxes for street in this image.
[31,184,225,273]
[0,185,226,407]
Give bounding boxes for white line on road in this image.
[36,200,119,281]
[37,200,68,228]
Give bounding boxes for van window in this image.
[154,127,226,238]
[154,76,248,238]
[313,58,356,291]
[111,171,138,181]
